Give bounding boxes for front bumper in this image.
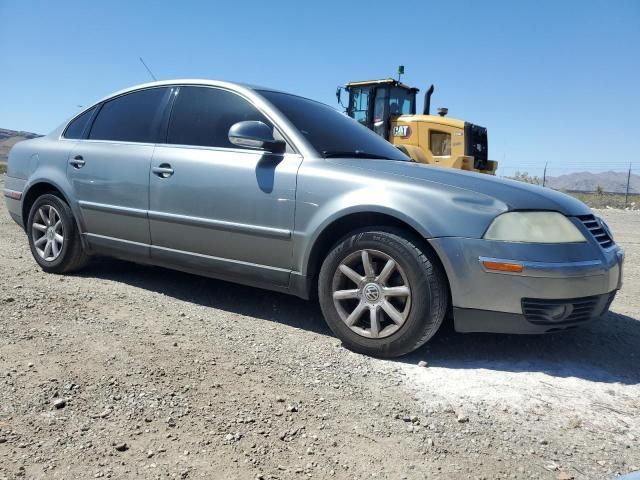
[429,236,624,334]
[453,291,617,334]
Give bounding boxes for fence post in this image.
[624,163,632,209]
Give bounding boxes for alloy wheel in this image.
[331,249,411,338]
[31,204,64,262]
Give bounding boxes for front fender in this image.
[292,161,507,277]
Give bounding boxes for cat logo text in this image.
[392,125,411,138]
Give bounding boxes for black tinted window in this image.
[259,90,407,161]
[63,106,96,139]
[89,88,167,142]
[167,86,271,148]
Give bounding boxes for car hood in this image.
[331,159,592,217]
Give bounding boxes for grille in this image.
[522,292,616,325]
[577,214,614,249]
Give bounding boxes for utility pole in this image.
[624,162,632,209]
[542,162,548,187]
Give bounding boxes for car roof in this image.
[91,79,335,112]
[100,79,289,102]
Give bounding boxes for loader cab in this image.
[344,79,418,139]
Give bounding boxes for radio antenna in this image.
[139,57,157,81]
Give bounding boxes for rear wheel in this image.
[318,229,448,358]
[26,193,89,273]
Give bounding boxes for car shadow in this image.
[78,258,640,386]
[402,311,640,386]
[78,258,330,336]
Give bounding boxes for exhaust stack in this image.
[423,84,435,115]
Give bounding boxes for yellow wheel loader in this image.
[337,77,497,174]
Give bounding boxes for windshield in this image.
[389,87,414,115]
[258,90,409,161]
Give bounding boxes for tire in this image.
[26,193,89,274]
[318,229,448,358]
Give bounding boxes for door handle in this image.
[152,163,174,178]
[69,155,85,168]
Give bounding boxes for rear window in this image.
[89,88,167,143]
[63,106,96,139]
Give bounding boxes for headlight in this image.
[484,211,586,243]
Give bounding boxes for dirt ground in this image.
[1,174,639,480]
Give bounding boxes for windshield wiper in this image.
[322,150,394,160]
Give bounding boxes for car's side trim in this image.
[78,200,148,219]
[84,232,150,258]
[148,210,292,239]
[151,243,290,273]
[479,256,604,278]
[83,232,291,288]
[78,201,292,239]
[3,189,22,200]
[150,243,290,287]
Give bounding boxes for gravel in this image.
[0,175,639,479]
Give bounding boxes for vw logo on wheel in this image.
[363,283,381,302]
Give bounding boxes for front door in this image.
[148,86,301,287]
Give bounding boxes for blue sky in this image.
[1,0,638,176]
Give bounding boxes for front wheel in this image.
[26,193,89,273]
[318,229,449,358]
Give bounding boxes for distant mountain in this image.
[545,171,640,194]
[0,128,42,163]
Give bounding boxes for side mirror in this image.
[228,121,286,154]
[336,86,347,109]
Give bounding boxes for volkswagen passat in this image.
[4,80,624,357]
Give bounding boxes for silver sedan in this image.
[4,80,624,357]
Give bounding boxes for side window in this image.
[63,106,97,139]
[167,86,272,149]
[350,87,370,126]
[430,131,451,156]
[89,88,167,143]
[373,88,388,137]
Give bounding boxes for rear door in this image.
[66,87,170,255]
[148,86,302,286]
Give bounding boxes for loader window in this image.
[389,87,413,115]
[373,88,388,137]
[350,87,370,126]
[373,88,387,122]
[430,131,451,156]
